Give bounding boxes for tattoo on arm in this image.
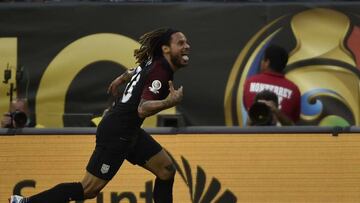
[138,99,174,118]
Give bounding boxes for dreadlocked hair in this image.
[134,28,179,65]
[134,28,168,65]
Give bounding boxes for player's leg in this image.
[143,149,176,203]
[10,144,125,203]
[81,171,109,199]
[81,115,135,199]
[9,113,131,203]
[11,173,109,203]
[127,129,176,203]
[84,143,128,198]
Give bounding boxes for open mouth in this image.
[182,54,189,62]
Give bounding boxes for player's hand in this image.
[107,76,123,97]
[165,81,183,106]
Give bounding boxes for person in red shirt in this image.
[243,45,301,125]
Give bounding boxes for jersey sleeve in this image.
[141,68,170,101]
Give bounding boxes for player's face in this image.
[168,32,190,68]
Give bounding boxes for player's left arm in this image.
[138,81,183,118]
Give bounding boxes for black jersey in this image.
[92,58,173,174]
[109,57,174,129]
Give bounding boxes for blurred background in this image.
[0,0,359,128]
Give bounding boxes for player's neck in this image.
[163,55,178,72]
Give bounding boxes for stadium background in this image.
[0,2,359,127]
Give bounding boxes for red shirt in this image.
[243,71,301,122]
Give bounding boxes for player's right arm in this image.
[107,68,136,97]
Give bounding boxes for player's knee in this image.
[157,163,176,180]
[81,172,108,200]
[83,188,101,199]
[82,183,102,199]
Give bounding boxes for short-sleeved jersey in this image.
[109,57,174,129]
[243,71,301,123]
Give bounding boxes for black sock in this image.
[24,182,84,203]
[153,177,174,203]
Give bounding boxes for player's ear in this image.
[162,45,170,54]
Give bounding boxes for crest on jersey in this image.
[149,80,162,94]
[100,163,110,174]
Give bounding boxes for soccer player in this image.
[10,27,190,203]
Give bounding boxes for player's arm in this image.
[138,81,183,118]
[107,68,136,97]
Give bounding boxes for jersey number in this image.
[121,70,141,103]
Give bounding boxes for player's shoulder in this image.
[148,58,173,77]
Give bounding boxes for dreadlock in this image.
[134,28,179,65]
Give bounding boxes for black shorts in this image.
[86,128,162,180]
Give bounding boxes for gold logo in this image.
[225,8,360,126]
